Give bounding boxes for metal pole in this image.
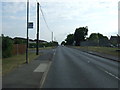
[36,2,39,55]
[26,0,29,63]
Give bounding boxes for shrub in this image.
[2,35,13,58]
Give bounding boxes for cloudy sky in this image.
[1,0,119,44]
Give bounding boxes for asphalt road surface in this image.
[43,46,119,88]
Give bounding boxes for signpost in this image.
[26,0,29,64]
[26,0,34,64]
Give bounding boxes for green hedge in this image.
[2,35,13,58]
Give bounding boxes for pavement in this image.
[2,48,55,90]
[43,46,119,88]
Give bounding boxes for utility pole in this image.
[36,2,39,55]
[52,32,53,42]
[54,37,56,41]
[26,0,29,63]
[117,34,120,48]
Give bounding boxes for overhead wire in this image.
[35,0,52,32]
[39,4,52,32]
[34,0,54,41]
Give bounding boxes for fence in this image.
[12,44,26,55]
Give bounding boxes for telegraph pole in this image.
[26,0,29,63]
[52,32,53,42]
[36,2,39,55]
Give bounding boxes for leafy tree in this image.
[51,41,59,46]
[88,33,109,46]
[2,34,13,58]
[61,41,66,45]
[88,33,108,41]
[65,34,74,45]
[74,27,88,46]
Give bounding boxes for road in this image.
[43,46,119,88]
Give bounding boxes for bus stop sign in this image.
[28,22,33,29]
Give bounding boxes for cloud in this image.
[39,0,118,43]
[2,2,26,14]
[2,0,119,43]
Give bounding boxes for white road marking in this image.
[81,54,120,81]
[97,66,120,80]
[40,61,52,88]
[52,49,55,52]
[104,70,120,80]
[54,52,55,56]
[34,63,48,72]
[53,49,56,56]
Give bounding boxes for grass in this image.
[2,52,40,76]
[74,46,120,57]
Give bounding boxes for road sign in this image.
[28,22,33,29]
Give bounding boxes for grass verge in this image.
[74,46,120,57]
[2,52,40,76]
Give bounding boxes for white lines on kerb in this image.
[97,66,120,81]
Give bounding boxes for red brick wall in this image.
[12,44,26,55]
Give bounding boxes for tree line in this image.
[61,26,109,46]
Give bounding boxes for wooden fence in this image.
[12,44,26,55]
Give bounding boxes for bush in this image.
[2,35,13,58]
[29,41,59,48]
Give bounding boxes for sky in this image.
[1,0,119,44]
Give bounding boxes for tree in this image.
[2,34,13,58]
[51,41,59,46]
[88,33,109,46]
[65,34,74,45]
[74,27,88,46]
[88,33,108,41]
[61,41,66,45]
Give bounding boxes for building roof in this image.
[14,37,47,43]
[110,36,120,43]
